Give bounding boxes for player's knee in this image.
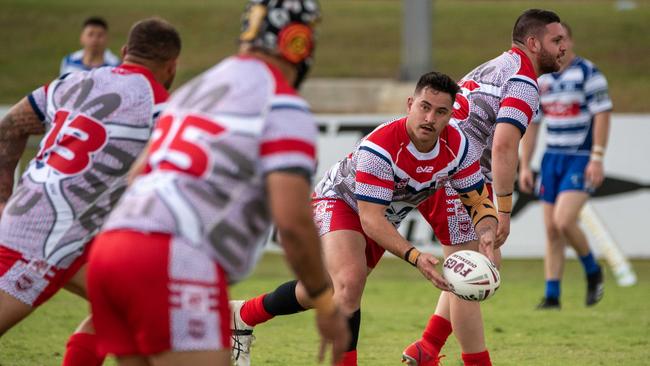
[554,216,577,236]
[332,279,364,313]
[544,222,561,241]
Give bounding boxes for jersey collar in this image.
[114,63,169,103]
[510,46,537,79]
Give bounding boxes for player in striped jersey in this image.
[60,17,120,76]
[403,9,567,366]
[0,18,181,366]
[86,2,350,366]
[229,71,499,366]
[519,22,611,309]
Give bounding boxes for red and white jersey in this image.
[0,64,167,268]
[314,117,484,227]
[453,47,539,181]
[103,56,317,282]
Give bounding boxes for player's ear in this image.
[526,36,540,54]
[406,96,414,113]
[120,45,127,59]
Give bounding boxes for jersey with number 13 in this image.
[0,64,168,268]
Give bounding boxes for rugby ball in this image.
[442,250,500,302]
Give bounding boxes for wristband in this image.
[590,153,603,162]
[592,145,606,154]
[311,286,336,316]
[404,247,421,267]
[496,193,513,214]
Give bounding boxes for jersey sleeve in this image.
[449,139,485,194]
[584,65,613,114]
[259,97,317,179]
[27,84,48,124]
[151,101,167,128]
[496,78,539,135]
[354,140,394,205]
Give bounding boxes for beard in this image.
[538,47,562,74]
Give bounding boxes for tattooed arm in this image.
[0,98,45,211]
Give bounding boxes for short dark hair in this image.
[125,18,181,63]
[561,22,573,39]
[414,71,460,101]
[512,9,561,44]
[83,16,108,30]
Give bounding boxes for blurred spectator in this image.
[60,16,120,75]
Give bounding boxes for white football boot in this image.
[230,300,255,366]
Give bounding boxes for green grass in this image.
[0,1,649,111]
[1,253,648,365]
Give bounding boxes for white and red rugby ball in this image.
[442,250,500,302]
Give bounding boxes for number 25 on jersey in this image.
[147,114,225,178]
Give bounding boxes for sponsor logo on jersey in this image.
[416,166,434,173]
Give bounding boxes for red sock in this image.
[462,350,492,366]
[62,332,105,366]
[422,314,453,354]
[336,350,357,366]
[240,294,274,327]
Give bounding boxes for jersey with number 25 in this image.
[103,56,318,283]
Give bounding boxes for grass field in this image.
[0,1,649,111]
[1,253,648,366]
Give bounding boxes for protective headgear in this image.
[240,0,321,88]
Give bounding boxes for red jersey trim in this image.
[113,63,169,104]
[501,97,534,122]
[355,171,394,190]
[260,138,315,159]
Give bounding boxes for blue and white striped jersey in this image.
[534,56,612,155]
[60,49,120,76]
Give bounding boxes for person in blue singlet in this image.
[519,22,613,309]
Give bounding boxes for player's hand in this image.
[416,253,451,291]
[518,167,535,194]
[477,224,497,263]
[316,305,351,365]
[496,212,510,248]
[585,160,604,189]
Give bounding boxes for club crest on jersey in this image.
[459,220,472,235]
[396,178,409,189]
[15,274,34,291]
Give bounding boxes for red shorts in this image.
[418,184,493,246]
[0,244,89,307]
[312,198,385,269]
[87,230,230,357]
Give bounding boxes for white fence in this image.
[2,106,648,258]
